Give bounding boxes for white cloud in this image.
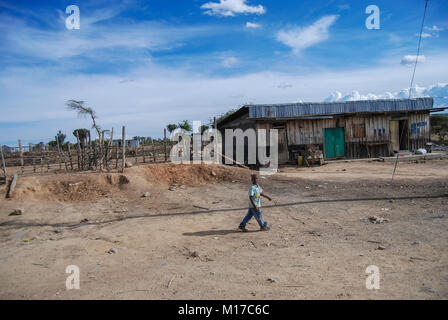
[246,21,261,29]
[276,15,339,54]
[420,25,444,38]
[0,13,220,61]
[420,32,433,38]
[426,25,443,32]
[200,0,266,17]
[222,57,238,68]
[1,46,447,145]
[324,83,448,108]
[400,55,426,66]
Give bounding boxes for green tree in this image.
[208,108,238,127]
[200,125,210,134]
[166,124,178,134]
[73,129,89,147]
[178,120,192,132]
[431,115,448,142]
[48,140,58,148]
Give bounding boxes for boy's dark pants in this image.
[240,208,267,228]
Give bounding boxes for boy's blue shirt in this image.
[248,184,262,209]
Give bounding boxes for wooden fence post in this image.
[121,126,126,172]
[6,174,18,198]
[88,131,92,170]
[45,146,50,172]
[55,137,62,169]
[164,129,168,162]
[29,143,36,173]
[115,144,119,169]
[68,143,74,170]
[214,117,218,163]
[106,127,114,170]
[18,140,24,174]
[76,131,81,170]
[0,145,7,178]
[152,139,156,163]
[56,136,68,171]
[93,139,98,170]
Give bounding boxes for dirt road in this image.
[0,160,447,299]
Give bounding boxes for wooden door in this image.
[390,120,399,152]
[324,128,346,159]
[277,127,289,164]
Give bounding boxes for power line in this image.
[408,0,429,100]
[391,0,429,184]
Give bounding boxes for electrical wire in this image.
[391,0,429,184]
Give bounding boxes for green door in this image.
[324,128,346,159]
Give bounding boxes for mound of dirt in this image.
[129,163,252,186]
[4,164,252,202]
[8,172,130,202]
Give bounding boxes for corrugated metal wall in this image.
[272,112,430,159]
[409,113,430,150]
[221,111,431,162]
[249,97,433,118]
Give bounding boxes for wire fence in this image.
[0,126,173,179]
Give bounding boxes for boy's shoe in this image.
[260,225,270,231]
[238,225,248,232]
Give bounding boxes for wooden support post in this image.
[55,137,62,169]
[93,139,98,170]
[82,137,87,170]
[142,141,146,163]
[29,143,36,173]
[164,128,168,162]
[88,131,92,170]
[0,145,7,178]
[100,131,105,171]
[68,143,74,170]
[106,127,114,170]
[56,136,68,171]
[18,140,24,174]
[214,117,219,164]
[115,144,119,169]
[6,174,18,198]
[75,131,81,171]
[45,147,50,172]
[121,126,126,172]
[152,139,156,163]
[217,151,249,169]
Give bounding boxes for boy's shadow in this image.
[183,229,258,237]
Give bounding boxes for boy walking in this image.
[238,174,273,232]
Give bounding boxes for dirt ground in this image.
[0,160,447,300]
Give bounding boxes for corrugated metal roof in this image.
[248,97,434,119]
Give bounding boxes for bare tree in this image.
[66,100,105,170]
[67,101,102,141]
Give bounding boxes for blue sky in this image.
[0,0,447,145]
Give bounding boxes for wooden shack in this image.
[217,97,439,164]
